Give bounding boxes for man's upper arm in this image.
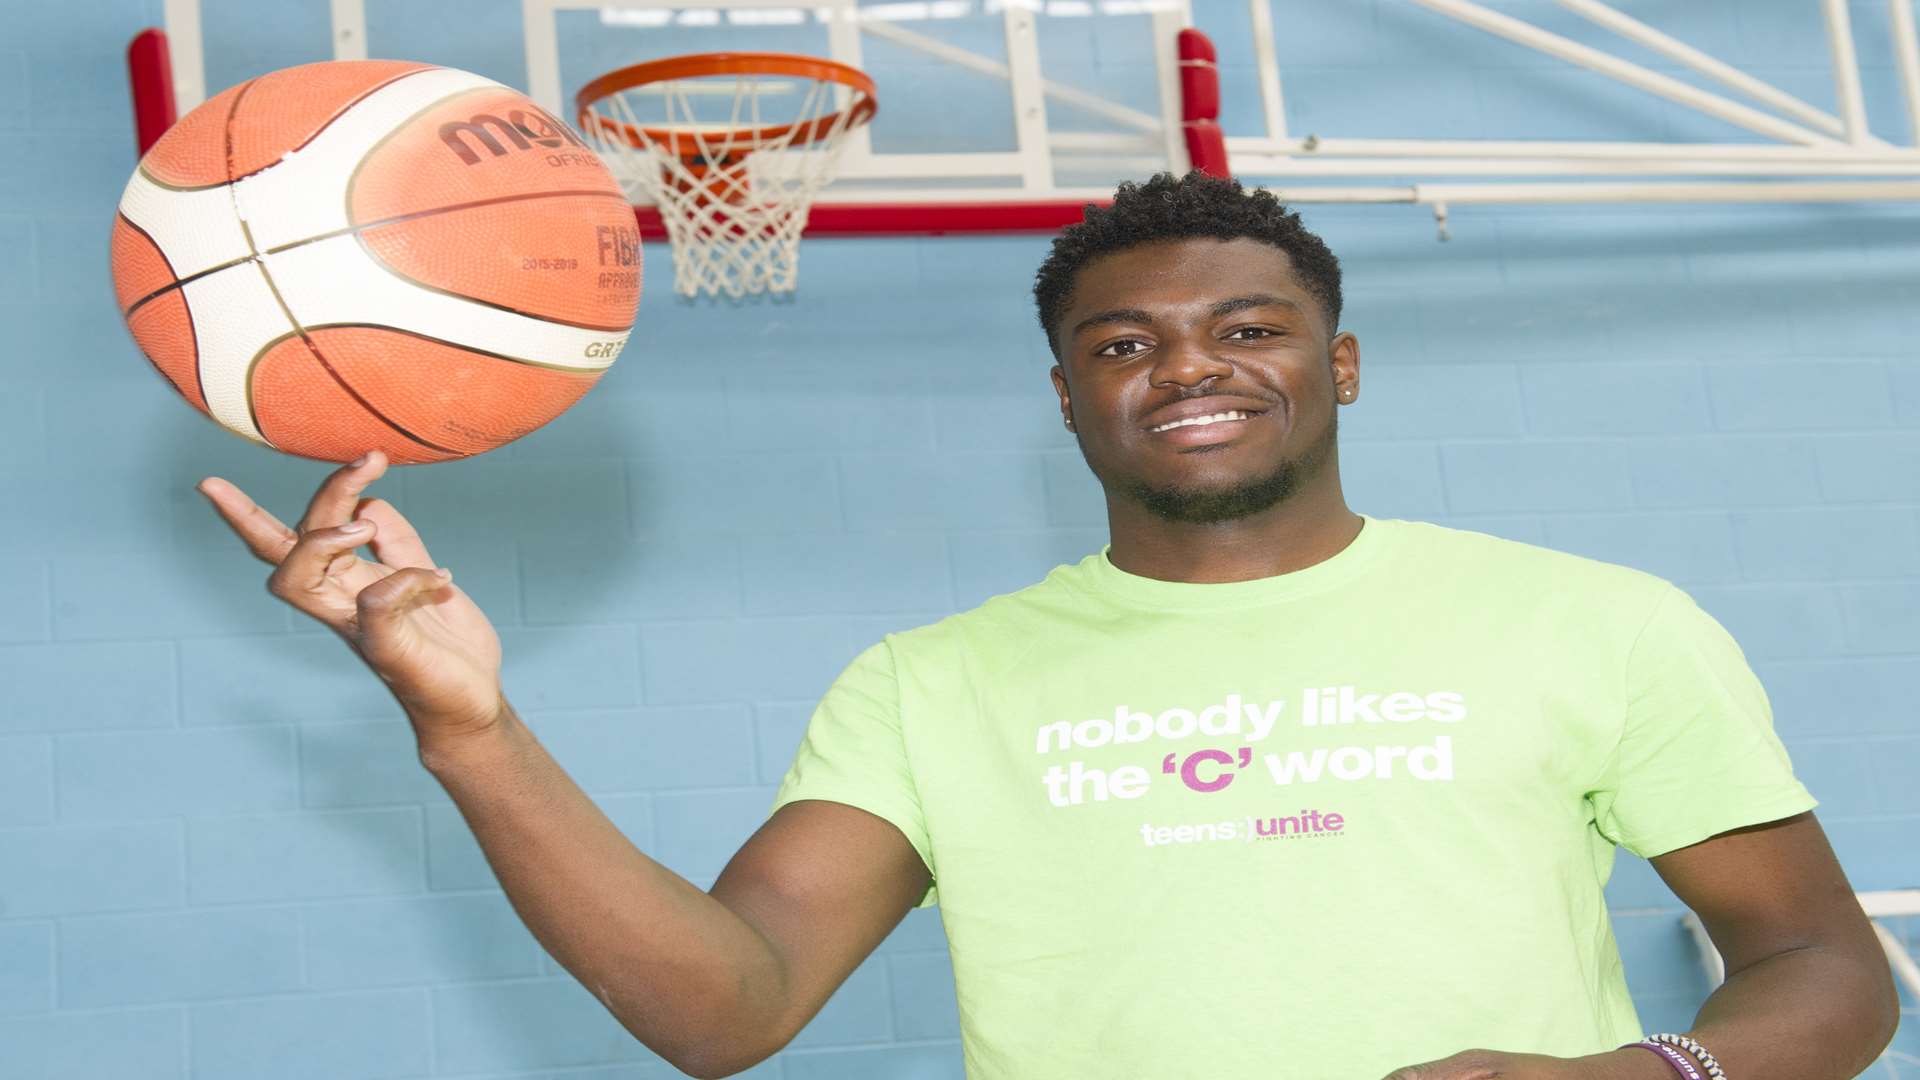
[705,798,934,1067]
[1647,811,1880,977]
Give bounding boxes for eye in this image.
[1095,338,1149,358]
[1227,326,1280,341]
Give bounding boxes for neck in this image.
[1104,490,1364,585]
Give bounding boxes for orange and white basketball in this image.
[111,60,642,464]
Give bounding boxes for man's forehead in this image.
[1071,238,1306,303]
[1062,241,1321,335]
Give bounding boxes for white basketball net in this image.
[581,72,871,298]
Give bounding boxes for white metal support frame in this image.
[1552,0,1855,141]
[1247,0,1287,142]
[1408,0,1840,146]
[1823,0,1873,145]
[329,0,367,61]
[1002,1,1054,192]
[536,0,1920,210]
[816,2,876,183]
[160,0,204,112]
[1895,0,1920,145]
[152,0,1920,211]
[1230,0,1920,211]
[1151,4,1191,178]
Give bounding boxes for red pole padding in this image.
[1175,27,1228,179]
[127,27,177,157]
[1183,120,1231,179]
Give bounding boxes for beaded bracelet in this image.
[1622,1040,1702,1079]
[1650,1032,1728,1080]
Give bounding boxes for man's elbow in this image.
[672,989,796,1079]
[1869,965,1903,1055]
[1848,937,1905,1066]
[677,1030,790,1080]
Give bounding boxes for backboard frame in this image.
[527,0,1193,210]
[134,0,1920,236]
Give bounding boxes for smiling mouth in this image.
[1147,409,1262,433]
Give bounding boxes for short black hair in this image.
[1032,171,1343,357]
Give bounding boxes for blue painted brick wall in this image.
[2,1,1917,1077]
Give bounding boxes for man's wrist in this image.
[416,696,518,774]
[1576,1044,1700,1080]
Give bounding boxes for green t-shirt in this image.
[768,513,1816,1077]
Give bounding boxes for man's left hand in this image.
[1379,1048,1602,1080]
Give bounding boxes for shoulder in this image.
[878,552,1099,663]
[1393,515,1673,599]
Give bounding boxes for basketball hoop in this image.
[576,53,877,299]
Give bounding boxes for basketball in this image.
[111,59,642,465]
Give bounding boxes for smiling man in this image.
[758,172,1899,1078]
[220,170,1902,1080]
[1038,182,1356,581]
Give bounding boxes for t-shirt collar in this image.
[1075,513,1394,612]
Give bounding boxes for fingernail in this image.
[342,519,371,534]
[351,454,368,468]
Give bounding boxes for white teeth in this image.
[1151,410,1251,432]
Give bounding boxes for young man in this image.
[202,172,1898,1079]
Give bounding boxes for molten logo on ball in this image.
[438,107,587,166]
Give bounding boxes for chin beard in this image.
[1105,410,1337,526]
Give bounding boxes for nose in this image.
[1150,332,1234,387]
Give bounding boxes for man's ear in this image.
[1330,330,1359,380]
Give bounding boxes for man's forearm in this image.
[421,701,788,1077]
[1582,943,1899,1080]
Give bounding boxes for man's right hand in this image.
[198,449,506,750]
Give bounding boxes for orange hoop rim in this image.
[574,51,878,158]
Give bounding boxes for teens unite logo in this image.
[1035,688,1467,808]
[1140,808,1347,847]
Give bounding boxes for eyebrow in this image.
[1069,294,1306,339]
[1212,294,1303,319]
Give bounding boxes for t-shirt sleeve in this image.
[768,637,938,909]
[1589,583,1819,859]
